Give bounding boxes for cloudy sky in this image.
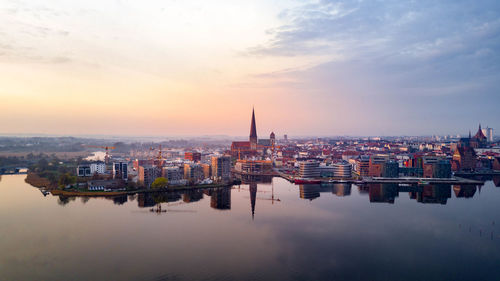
[0,0,499,137]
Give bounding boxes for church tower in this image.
[249,108,258,150]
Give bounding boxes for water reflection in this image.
[409,185,451,204]
[207,188,231,210]
[453,185,477,198]
[2,175,500,281]
[51,182,484,209]
[493,175,500,187]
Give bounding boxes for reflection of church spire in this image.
[249,182,257,220]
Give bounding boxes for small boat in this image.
[294,178,321,184]
[418,180,429,185]
[40,189,50,197]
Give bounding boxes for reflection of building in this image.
[409,184,451,204]
[299,184,321,201]
[182,190,204,203]
[493,157,500,171]
[368,184,398,204]
[493,176,500,187]
[453,185,477,198]
[113,195,127,205]
[235,174,273,184]
[332,183,351,197]
[210,187,231,210]
[137,193,156,208]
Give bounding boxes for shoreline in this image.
[50,182,238,197]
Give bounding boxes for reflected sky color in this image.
[1,175,500,280]
[0,0,499,136]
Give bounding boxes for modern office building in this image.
[487,127,494,142]
[113,162,128,180]
[382,160,399,178]
[184,152,201,162]
[298,160,320,178]
[90,162,106,174]
[201,163,211,179]
[234,159,273,174]
[161,166,184,185]
[184,163,204,183]
[211,156,231,180]
[354,156,370,177]
[369,155,390,177]
[433,160,452,178]
[76,165,91,177]
[138,165,160,188]
[318,164,334,177]
[332,161,352,178]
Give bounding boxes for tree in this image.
[58,173,76,189]
[151,177,168,189]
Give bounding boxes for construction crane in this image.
[83,145,116,164]
[149,144,165,168]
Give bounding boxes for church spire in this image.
[249,107,257,146]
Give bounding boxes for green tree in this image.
[58,173,76,189]
[151,177,168,189]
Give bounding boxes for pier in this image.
[275,170,483,185]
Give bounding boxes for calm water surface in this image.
[1,174,500,281]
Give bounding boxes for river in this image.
[1,174,499,280]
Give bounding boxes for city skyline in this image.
[1,0,499,136]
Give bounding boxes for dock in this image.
[275,170,483,185]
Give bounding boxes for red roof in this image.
[231,141,251,149]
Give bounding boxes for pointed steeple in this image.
[250,182,257,220]
[249,107,257,147]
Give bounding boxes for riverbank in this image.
[50,181,240,197]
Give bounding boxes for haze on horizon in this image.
[1,0,499,137]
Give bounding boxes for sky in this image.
[0,0,499,137]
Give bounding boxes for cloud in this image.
[244,0,500,134]
[248,0,500,93]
